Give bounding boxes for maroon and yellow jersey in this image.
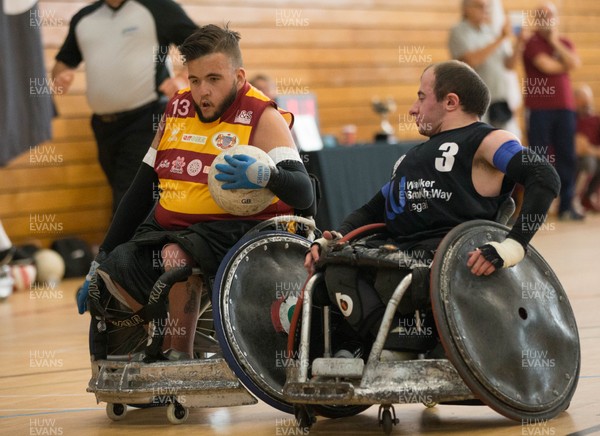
[153,82,294,229]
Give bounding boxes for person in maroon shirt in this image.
[574,84,600,211]
[522,2,582,220]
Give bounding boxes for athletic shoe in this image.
[559,209,585,221]
[164,349,192,361]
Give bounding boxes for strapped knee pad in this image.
[325,265,384,338]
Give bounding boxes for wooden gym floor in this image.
[1,215,599,436]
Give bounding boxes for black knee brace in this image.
[325,265,384,339]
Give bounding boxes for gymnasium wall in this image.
[2,0,599,247]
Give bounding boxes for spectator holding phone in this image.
[449,0,525,136]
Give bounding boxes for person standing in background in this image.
[250,74,278,101]
[574,84,600,212]
[449,0,525,137]
[522,2,582,220]
[51,0,198,214]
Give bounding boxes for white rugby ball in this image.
[33,249,65,285]
[208,145,276,216]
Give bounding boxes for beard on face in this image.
[194,82,238,123]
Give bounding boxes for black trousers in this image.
[527,109,577,214]
[91,100,166,214]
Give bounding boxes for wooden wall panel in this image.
[2,0,599,247]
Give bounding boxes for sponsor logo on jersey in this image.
[212,132,239,150]
[170,156,186,174]
[186,159,203,176]
[157,159,170,169]
[181,134,207,145]
[234,110,253,124]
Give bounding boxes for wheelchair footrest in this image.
[284,381,354,402]
[311,357,364,378]
[87,358,258,408]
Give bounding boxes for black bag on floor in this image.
[51,238,94,278]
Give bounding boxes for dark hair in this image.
[426,60,490,117]
[179,24,243,68]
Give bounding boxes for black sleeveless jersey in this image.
[382,122,514,242]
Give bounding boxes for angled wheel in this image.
[213,231,311,414]
[91,295,147,358]
[430,220,580,421]
[89,268,217,361]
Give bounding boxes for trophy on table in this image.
[371,96,397,143]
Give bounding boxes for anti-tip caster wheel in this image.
[423,401,437,408]
[294,404,316,432]
[166,401,189,424]
[378,405,399,435]
[106,403,127,421]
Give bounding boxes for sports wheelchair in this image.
[85,205,580,433]
[282,215,580,434]
[86,214,324,423]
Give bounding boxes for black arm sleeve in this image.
[266,160,314,210]
[338,190,386,235]
[100,162,159,254]
[504,149,561,248]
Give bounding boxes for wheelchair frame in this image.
[283,272,474,434]
[283,219,579,434]
[86,215,317,424]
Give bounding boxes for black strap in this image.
[504,149,560,248]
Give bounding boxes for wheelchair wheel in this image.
[430,220,580,421]
[91,293,147,357]
[193,286,220,357]
[213,231,312,414]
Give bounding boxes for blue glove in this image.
[77,259,100,314]
[214,154,273,190]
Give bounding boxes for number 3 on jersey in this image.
[435,142,458,172]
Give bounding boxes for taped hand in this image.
[467,238,525,276]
